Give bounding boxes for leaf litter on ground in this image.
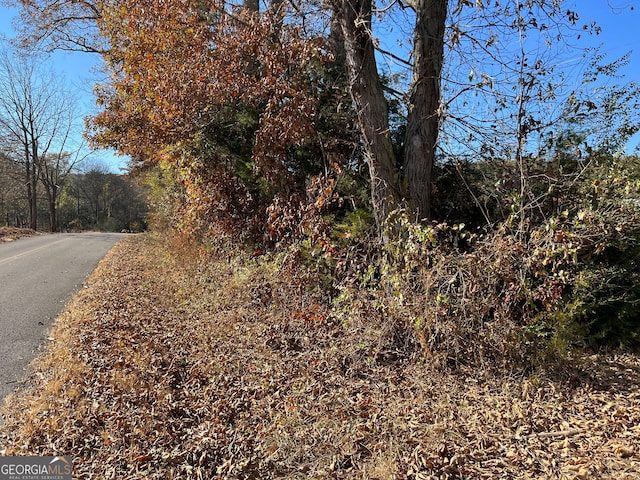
[0,227,41,242]
[0,234,638,479]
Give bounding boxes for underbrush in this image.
[343,207,640,373]
[321,156,640,374]
[1,233,639,478]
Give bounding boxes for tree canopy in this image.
[7,0,640,352]
[7,0,638,238]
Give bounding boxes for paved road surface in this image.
[0,233,124,403]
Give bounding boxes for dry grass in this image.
[1,233,639,479]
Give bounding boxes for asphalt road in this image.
[0,233,124,403]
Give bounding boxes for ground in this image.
[0,227,41,242]
[0,234,638,479]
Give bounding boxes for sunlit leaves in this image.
[87,0,343,243]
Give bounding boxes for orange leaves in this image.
[89,0,223,155]
[293,304,327,323]
[88,0,348,245]
[91,0,330,165]
[309,175,339,211]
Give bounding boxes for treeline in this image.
[0,156,147,232]
[7,0,640,364]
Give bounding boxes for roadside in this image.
[0,234,638,479]
[0,232,124,402]
[0,227,42,242]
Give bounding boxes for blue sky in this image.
[0,0,639,162]
[0,4,127,172]
[586,1,638,55]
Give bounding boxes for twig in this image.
[375,45,413,67]
[516,429,583,440]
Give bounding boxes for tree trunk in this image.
[44,183,59,232]
[26,164,35,229]
[25,152,39,231]
[329,10,346,69]
[48,199,57,232]
[335,0,399,235]
[30,161,38,230]
[244,0,259,13]
[404,0,447,223]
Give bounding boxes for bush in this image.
[361,204,636,373]
[368,156,640,372]
[378,212,541,372]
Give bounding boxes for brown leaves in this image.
[88,0,342,245]
[0,226,41,242]
[89,0,329,166]
[1,234,639,478]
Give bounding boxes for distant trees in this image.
[0,150,25,226]
[0,153,148,231]
[0,45,148,232]
[0,48,83,231]
[59,166,148,232]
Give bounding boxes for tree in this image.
[39,150,83,232]
[10,0,628,244]
[333,0,402,233]
[84,0,349,244]
[330,1,611,234]
[0,48,85,231]
[3,0,104,53]
[0,150,25,226]
[332,0,447,229]
[404,0,447,223]
[0,49,42,230]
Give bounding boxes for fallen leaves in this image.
[0,227,41,242]
[0,234,639,479]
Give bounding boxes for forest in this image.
[2,0,639,361]
[0,45,148,234]
[0,154,148,233]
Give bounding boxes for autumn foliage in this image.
[48,0,640,356]
[4,5,640,475]
[88,0,349,244]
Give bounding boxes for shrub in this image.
[375,168,640,372]
[379,212,541,372]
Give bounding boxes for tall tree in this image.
[0,48,83,231]
[333,0,447,230]
[0,49,41,229]
[405,0,447,223]
[39,149,84,232]
[334,0,401,232]
[3,0,104,53]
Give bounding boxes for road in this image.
[0,233,124,403]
